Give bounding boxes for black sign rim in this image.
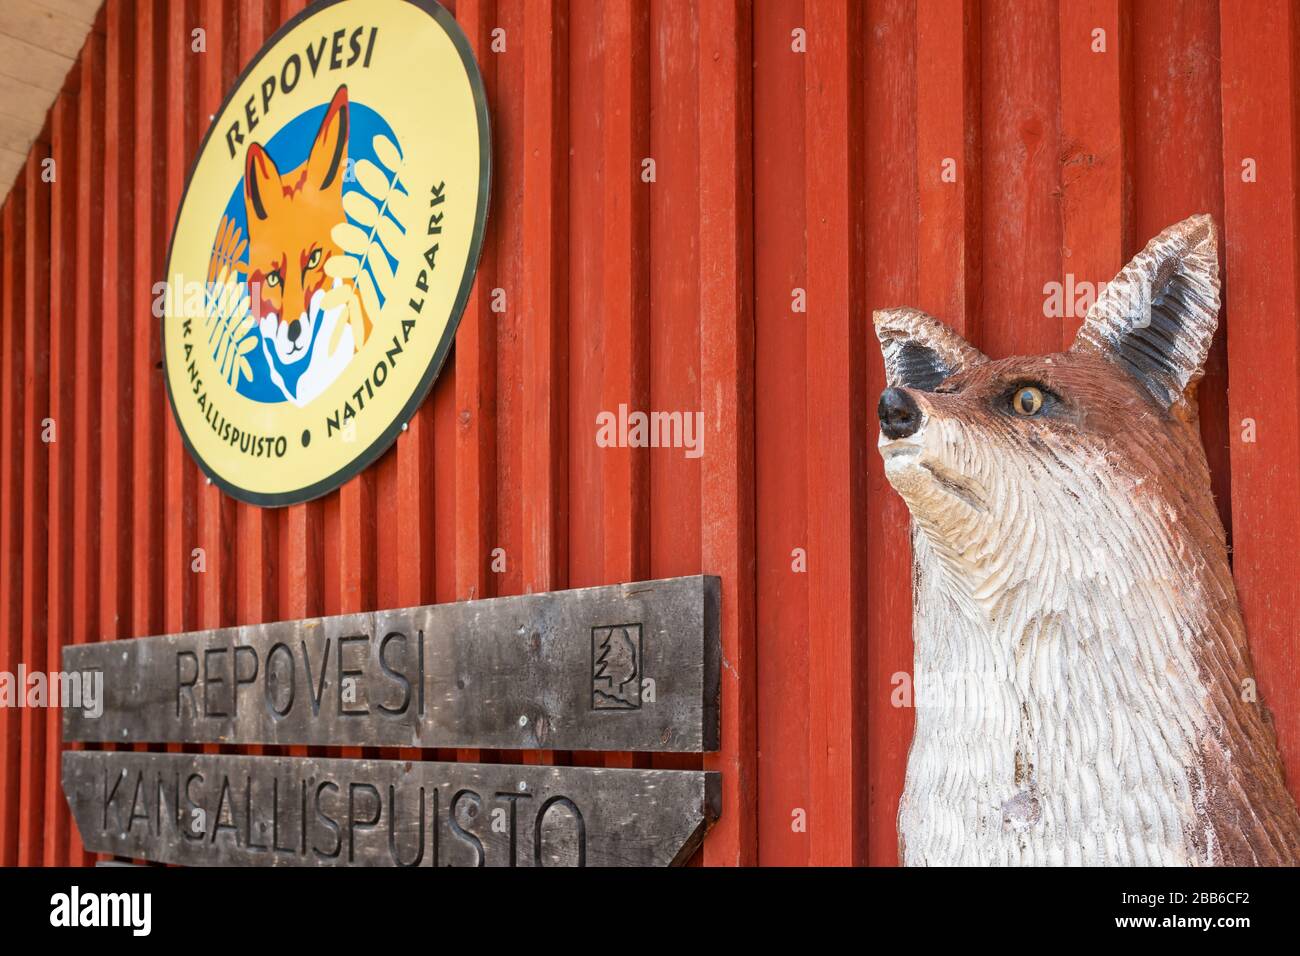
[159,0,492,508]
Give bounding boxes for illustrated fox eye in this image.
[265,270,281,288]
[306,249,322,269]
[1011,386,1045,416]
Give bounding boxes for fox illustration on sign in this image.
[875,215,1300,865]
[205,84,380,408]
[243,85,372,390]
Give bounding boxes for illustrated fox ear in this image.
[1070,214,1220,408]
[874,307,988,390]
[307,84,349,192]
[244,143,281,222]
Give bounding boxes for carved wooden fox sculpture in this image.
[875,215,1300,865]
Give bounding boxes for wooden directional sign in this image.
[63,575,718,752]
[63,751,720,867]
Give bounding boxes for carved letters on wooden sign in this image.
[63,751,721,867]
[62,575,719,753]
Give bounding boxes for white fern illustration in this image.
[324,133,408,354]
[204,262,258,387]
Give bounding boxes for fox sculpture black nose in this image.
[878,387,922,439]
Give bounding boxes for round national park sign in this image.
[162,0,490,506]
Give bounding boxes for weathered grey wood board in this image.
[63,751,720,867]
[63,575,719,752]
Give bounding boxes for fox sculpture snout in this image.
[876,214,1300,866]
[877,387,923,440]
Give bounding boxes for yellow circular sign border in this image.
[161,0,491,507]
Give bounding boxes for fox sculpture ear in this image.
[307,84,350,192]
[1070,214,1220,408]
[874,307,988,390]
[244,143,280,222]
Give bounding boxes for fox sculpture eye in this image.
[875,214,1300,867]
[1009,385,1045,416]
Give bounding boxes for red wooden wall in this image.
[0,0,1298,867]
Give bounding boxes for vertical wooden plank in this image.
[521,0,569,598]
[164,0,199,648]
[492,0,525,613]
[100,0,135,653]
[323,495,341,615]
[453,0,497,622]
[979,0,1062,358]
[44,93,79,867]
[803,0,865,866]
[1219,0,1300,800]
[644,0,702,785]
[68,28,105,867]
[336,479,376,614]
[564,0,603,607]
[599,0,649,771]
[1057,0,1133,347]
[916,0,981,336]
[564,0,611,765]
[126,4,165,856]
[450,0,496,768]
[17,148,51,866]
[115,5,149,857]
[279,503,322,622]
[196,0,237,707]
[375,446,402,610]
[422,0,457,629]
[1131,0,1230,532]
[431,355,458,761]
[162,0,201,800]
[375,427,404,760]
[98,5,137,860]
[698,0,756,867]
[752,0,810,866]
[373,0,407,640]
[601,0,649,586]
[279,491,322,763]
[864,0,918,867]
[132,0,167,645]
[334,468,375,762]
[647,0,703,588]
[518,0,569,768]
[375,440,403,750]
[320,486,346,762]
[0,186,26,866]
